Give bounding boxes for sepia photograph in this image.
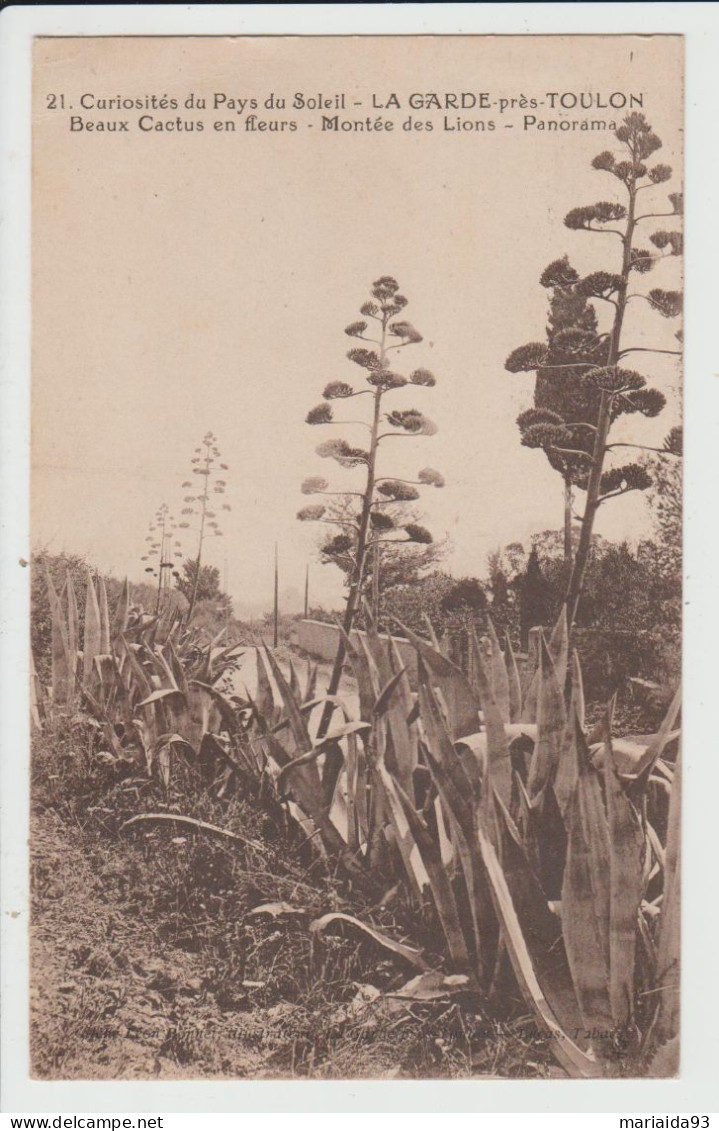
[26,31,683,1084]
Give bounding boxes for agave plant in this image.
[39,568,680,1077]
[40,570,246,789]
[235,606,680,1078]
[356,609,680,1076]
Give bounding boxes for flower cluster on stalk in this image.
[297,275,444,599]
[505,111,683,516]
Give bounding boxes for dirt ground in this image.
[30,769,556,1082]
[32,810,274,1079]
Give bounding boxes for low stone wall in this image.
[294,618,418,681]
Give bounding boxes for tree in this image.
[176,431,231,621]
[519,547,553,647]
[644,443,682,581]
[298,274,444,760]
[175,559,230,610]
[506,112,683,624]
[379,570,456,637]
[509,257,606,562]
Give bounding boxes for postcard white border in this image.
[1,2,718,1115]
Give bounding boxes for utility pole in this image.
[304,563,309,619]
[273,542,279,648]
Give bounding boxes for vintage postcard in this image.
[26,31,683,1085]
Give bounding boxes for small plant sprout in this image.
[140,503,181,614]
[178,432,231,620]
[298,275,444,764]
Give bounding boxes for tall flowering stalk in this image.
[140,503,183,614]
[506,113,682,624]
[177,431,231,620]
[298,275,444,770]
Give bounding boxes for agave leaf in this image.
[65,571,79,701]
[548,605,569,688]
[209,625,227,651]
[82,571,102,689]
[602,732,645,1028]
[310,912,428,971]
[522,607,569,725]
[486,618,510,723]
[120,811,265,850]
[387,638,419,749]
[344,729,362,855]
[468,628,512,809]
[113,577,131,639]
[132,615,158,648]
[361,604,393,686]
[165,608,183,647]
[157,741,172,789]
[521,628,544,724]
[119,635,153,702]
[98,576,111,655]
[418,667,495,981]
[418,666,477,830]
[398,620,480,740]
[262,732,351,860]
[276,725,370,790]
[338,624,376,722]
[212,640,245,669]
[389,971,471,1001]
[46,570,70,704]
[607,735,679,780]
[93,653,116,706]
[255,647,277,722]
[268,694,348,738]
[631,686,682,784]
[138,688,186,708]
[261,646,311,751]
[504,632,523,723]
[306,659,318,703]
[422,613,442,651]
[526,637,566,804]
[475,805,602,1078]
[654,741,681,1050]
[256,672,350,860]
[30,650,44,729]
[247,901,307,919]
[194,641,215,685]
[260,729,291,769]
[492,792,584,1038]
[387,637,414,710]
[373,666,417,793]
[368,741,424,900]
[530,778,569,902]
[190,680,240,737]
[108,653,136,731]
[370,665,404,719]
[392,777,472,970]
[561,714,613,1032]
[554,652,583,820]
[571,649,585,728]
[166,638,190,700]
[319,719,370,745]
[288,657,302,700]
[82,685,126,759]
[356,633,382,699]
[152,644,180,692]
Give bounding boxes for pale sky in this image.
[32,35,683,614]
